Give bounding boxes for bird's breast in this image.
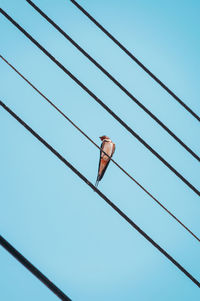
[102,142,113,160]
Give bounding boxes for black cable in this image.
[0,235,71,301]
[25,0,200,162]
[0,100,200,288]
[2,54,199,242]
[1,8,199,197]
[70,0,200,123]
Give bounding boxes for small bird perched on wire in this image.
[95,135,115,187]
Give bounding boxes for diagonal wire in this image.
[70,0,200,122]
[1,54,199,243]
[25,0,200,162]
[0,235,72,301]
[1,100,200,288]
[1,8,199,197]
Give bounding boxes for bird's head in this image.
[100,135,110,141]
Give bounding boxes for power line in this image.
[70,0,200,123]
[1,100,200,288]
[25,0,200,162]
[0,235,71,301]
[1,9,199,198]
[1,54,199,243]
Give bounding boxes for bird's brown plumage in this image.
[95,136,115,186]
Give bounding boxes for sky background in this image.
[0,0,200,300]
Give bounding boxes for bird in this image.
[95,135,115,187]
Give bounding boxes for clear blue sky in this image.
[0,0,200,300]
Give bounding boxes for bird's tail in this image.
[95,175,100,188]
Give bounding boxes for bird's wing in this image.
[96,140,106,182]
[98,157,111,181]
